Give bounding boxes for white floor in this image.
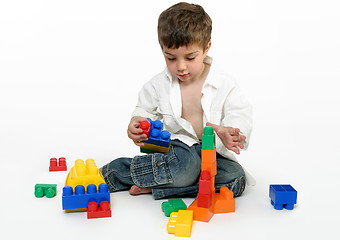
[1,1,340,239]
[1,107,339,240]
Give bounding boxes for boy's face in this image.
[162,42,211,83]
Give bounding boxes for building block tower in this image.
[187,126,235,222]
[140,118,171,153]
[62,159,111,219]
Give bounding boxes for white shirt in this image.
[131,57,255,185]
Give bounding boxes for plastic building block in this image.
[140,142,170,153]
[142,118,171,148]
[139,120,151,137]
[213,187,235,214]
[167,210,193,237]
[62,183,110,210]
[34,184,57,198]
[87,201,111,219]
[187,199,214,223]
[201,126,215,149]
[197,171,212,208]
[198,171,212,195]
[162,199,187,217]
[197,193,212,208]
[49,157,67,172]
[65,159,105,189]
[269,184,297,210]
[201,148,217,177]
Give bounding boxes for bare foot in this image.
[129,185,152,196]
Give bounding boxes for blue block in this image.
[62,183,110,210]
[142,118,171,148]
[269,184,297,210]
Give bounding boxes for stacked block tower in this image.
[140,118,171,153]
[62,159,111,219]
[187,126,235,222]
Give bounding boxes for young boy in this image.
[101,2,252,200]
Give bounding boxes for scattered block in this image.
[49,157,67,172]
[269,184,297,210]
[34,184,57,198]
[167,210,193,237]
[162,198,187,217]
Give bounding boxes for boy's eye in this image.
[187,57,195,61]
[167,57,176,61]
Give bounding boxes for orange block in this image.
[187,196,215,222]
[201,148,217,176]
[212,187,235,214]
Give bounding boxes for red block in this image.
[49,157,67,172]
[87,201,111,219]
[139,120,151,137]
[197,192,212,208]
[198,171,212,195]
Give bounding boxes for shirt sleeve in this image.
[222,82,253,150]
[131,79,161,121]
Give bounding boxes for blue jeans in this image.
[101,139,246,200]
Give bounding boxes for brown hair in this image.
[158,2,212,50]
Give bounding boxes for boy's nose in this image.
[176,61,187,72]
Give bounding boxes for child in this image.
[101,2,253,200]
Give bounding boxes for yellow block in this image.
[141,142,170,153]
[167,210,193,237]
[65,159,105,188]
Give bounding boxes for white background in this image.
[1,0,339,239]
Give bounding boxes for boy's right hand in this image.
[127,116,149,146]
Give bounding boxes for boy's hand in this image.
[127,117,149,146]
[206,122,246,155]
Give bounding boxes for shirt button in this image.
[156,162,161,167]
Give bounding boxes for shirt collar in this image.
[202,56,220,91]
[164,56,216,87]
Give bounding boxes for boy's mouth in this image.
[178,73,189,78]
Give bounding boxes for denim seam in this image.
[102,165,119,191]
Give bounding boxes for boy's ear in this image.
[204,41,212,55]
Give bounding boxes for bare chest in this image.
[180,85,204,139]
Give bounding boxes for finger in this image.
[134,141,145,147]
[232,135,246,143]
[206,122,220,131]
[232,147,240,155]
[230,128,240,136]
[130,127,143,135]
[128,130,147,142]
[239,135,246,141]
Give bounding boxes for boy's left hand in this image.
[206,122,246,155]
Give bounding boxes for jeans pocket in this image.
[130,153,174,188]
[152,154,174,185]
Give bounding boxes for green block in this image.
[162,198,187,217]
[34,184,57,198]
[202,126,215,149]
[140,148,156,154]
